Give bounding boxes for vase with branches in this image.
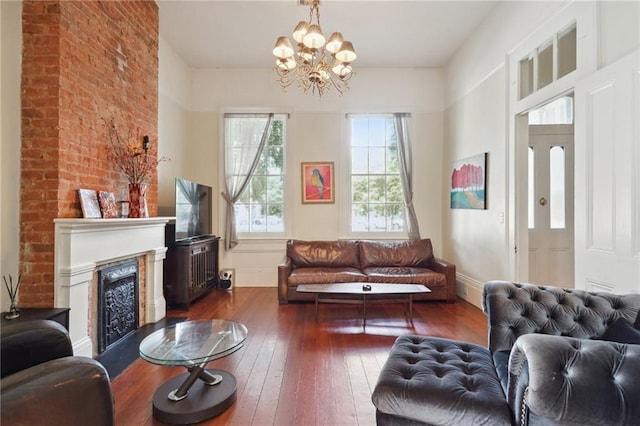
[103,117,169,217]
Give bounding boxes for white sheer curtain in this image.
[221,113,274,250]
[394,113,421,240]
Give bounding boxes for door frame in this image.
[506,2,596,282]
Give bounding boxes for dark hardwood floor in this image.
[111,287,487,425]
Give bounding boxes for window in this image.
[518,22,577,100]
[529,95,574,125]
[549,145,566,229]
[528,146,535,229]
[349,115,405,233]
[225,114,286,234]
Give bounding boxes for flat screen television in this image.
[174,177,213,242]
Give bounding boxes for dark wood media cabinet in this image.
[163,234,220,309]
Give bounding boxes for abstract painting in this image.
[450,153,487,209]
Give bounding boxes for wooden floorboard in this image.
[112,287,487,425]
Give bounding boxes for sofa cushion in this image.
[372,335,511,426]
[492,350,510,395]
[363,267,446,288]
[287,267,366,286]
[359,239,433,269]
[597,318,640,344]
[287,240,360,268]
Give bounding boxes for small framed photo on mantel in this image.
[98,191,118,218]
[78,189,102,218]
[301,162,334,204]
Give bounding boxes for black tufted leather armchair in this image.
[484,280,640,426]
[1,320,115,425]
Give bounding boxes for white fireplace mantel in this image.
[54,217,173,357]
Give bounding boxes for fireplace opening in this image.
[97,259,140,354]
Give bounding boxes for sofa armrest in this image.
[1,356,114,426]
[508,334,640,426]
[278,255,293,304]
[1,319,73,378]
[427,257,456,302]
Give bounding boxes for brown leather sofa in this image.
[1,319,115,426]
[278,239,456,304]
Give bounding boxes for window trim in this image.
[219,109,292,241]
[340,111,413,239]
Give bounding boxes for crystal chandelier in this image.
[272,0,357,98]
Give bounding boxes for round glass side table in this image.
[139,319,248,424]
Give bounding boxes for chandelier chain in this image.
[309,2,318,26]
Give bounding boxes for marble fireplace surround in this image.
[54,217,172,357]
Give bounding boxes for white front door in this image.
[528,125,574,286]
[573,51,640,295]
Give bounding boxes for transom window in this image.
[349,115,405,233]
[519,23,577,99]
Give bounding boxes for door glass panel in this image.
[528,146,535,229]
[550,146,565,229]
[519,56,534,99]
[537,40,553,90]
[557,25,577,79]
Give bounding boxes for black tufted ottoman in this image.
[372,335,512,425]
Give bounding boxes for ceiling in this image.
[158,0,499,69]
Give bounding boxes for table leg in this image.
[169,360,224,401]
[409,295,413,320]
[169,365,204,401]
[190,365,223,386]
[363,294,367,324]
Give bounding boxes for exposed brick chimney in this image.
[20,0,159,306]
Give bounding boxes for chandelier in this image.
[272,0,357,98]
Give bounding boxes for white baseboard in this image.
[456,273,485,310]
[234,269,278,287]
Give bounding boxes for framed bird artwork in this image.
[301,162,334,203]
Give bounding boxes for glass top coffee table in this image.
[139,319,248,424]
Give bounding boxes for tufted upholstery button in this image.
[432,367,446,378]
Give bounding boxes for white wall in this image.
[444,0,640,305]
[158,36,192,216]
[157,57,445,286]
[443,1,565,306]
[443,67,508,305]
[0,0,22,311]
[598,1,640,67]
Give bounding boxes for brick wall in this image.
[20,0,159,306]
